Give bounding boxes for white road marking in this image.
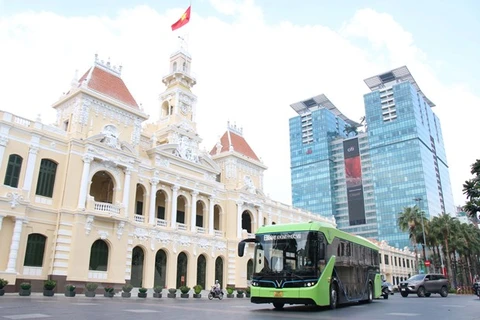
[387,313,420,317]
[3,314,50,319]
[123,309,157,313]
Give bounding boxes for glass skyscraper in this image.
[289,66,455,249]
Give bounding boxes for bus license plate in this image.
[274,291,283,297]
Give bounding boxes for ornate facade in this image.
[0,49,334,292]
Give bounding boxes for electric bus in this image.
[238,221,381,309]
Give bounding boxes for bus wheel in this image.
[273,302,284,310]
[367,283,373,303]
[330,283,338,309]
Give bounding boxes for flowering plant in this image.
[104,285,114,293]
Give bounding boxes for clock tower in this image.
[154,46,200,161]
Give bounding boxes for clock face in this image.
[180,102,190,114]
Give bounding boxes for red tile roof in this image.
[210,130,260,161]
[77,66,139,109]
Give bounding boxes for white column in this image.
[170,185,179,229]
[190,191,198,232]
[0,215,4,231]
[77,155,93,209]
[6,217,24,272]
[0,135,8,167]
[257,208,262,229]
[22,146,39,192]
[208,197,214,235]
[149,178,159,225]
[237,201,243,238]
[122,169,131,217]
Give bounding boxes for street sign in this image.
[425,260,431,267]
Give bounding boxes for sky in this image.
[1,0,479,211]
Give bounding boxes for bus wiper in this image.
[285,271,305,280]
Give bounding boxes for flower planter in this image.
[104,292,114,298]
[0,289,5,296]
[153,293,162,298]
[193,293,201,298]
[43,289,55,297]
[65,290,76,297]
[19,289,31,296]
[246,293,250,298]
[227,294,234,298]
[85,291,96,297]
[180,293,189,298]
[138,292,147,298]
[121,292,131,298]
[236,293,244,298]
[167,293,176,298]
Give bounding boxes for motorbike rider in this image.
[214,280,221,295]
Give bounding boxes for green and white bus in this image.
[238,221,381,309]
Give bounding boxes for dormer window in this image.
[173,62,177,72]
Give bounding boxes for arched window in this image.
[131,246,145,287]
[197,255,206,289]
[215,257,224,288]
[35,159,57,197]
[241,211,252,233]
[24,233,46,267]
[154,250,167,287]
[89,240,108,271]
[4,154,23,188]
[176,252,188,288]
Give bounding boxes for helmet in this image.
[215,280,219,283]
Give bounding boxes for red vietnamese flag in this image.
[171,6,191,31]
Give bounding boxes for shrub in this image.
[153,285,163,293]
[168,288,177,294]
[44,280,57,290]
[0,279,8,289]
[139,287,147,293]
[65,284,76,292]
[236,289,244,294]
[179,285,190,294]
[193,284,202,294]
[85,282,98,292]
[104,285,114,293]
[245,286,251,293]
[226,287,234,295]
[122,284,133,293]
[20,282,31,290]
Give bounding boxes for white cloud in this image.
[0,3,477,209]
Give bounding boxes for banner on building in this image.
[343,138,366,226]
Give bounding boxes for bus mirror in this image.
[238,242,246,257]
[238,238,257,257]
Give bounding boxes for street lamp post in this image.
[413,197,428,270]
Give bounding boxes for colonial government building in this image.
[0,47,337,293]
[0,46,414,293]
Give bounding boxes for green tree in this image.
[462,159,480,224]
[397,206,427,269]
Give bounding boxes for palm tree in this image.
[430,213,456,286]
[397,206,425,270]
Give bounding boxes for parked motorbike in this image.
[381,281,394,299]
[208,286,224,300]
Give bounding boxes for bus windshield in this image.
[254,231,326,278]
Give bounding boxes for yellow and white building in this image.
[0,48,335,292]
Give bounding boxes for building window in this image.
[4,154,23,188]
[89,240,108,271]
[35,159,57,197]
[384,254,389,265]
[24,233,46,267]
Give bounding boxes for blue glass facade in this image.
[365,80,454,249]
[289,68,455,250]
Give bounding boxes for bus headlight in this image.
[251,282,259,287]
[305,281,317,287]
